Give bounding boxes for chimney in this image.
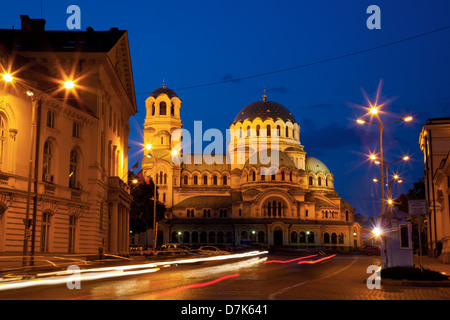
[20,15,46,32]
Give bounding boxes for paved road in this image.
[0,252,449,300]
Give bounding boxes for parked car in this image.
[364,246,381,256]
[198,246,230,255]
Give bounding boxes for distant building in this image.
[141,86,361,249]
[0,16,137,256]
[419,117,450,263]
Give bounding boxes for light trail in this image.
[297,254,336,265]
[142,273,240,299]
[263,254,318,264]
[0,251,267,292]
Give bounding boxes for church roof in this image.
[175,196,232,209]
[305,156,331,174]
[150,87,178,99]
[233,99,297,124]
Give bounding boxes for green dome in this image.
[305,156,330,174]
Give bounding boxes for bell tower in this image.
[142,83,182,209]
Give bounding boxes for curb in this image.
[365,279,450,287]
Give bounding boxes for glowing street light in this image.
[2,73,13,83]
[373,227,382,237]
[63,80,75,90]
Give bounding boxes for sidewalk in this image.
[413,254,450,276]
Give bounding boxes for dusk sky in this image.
[2,0,450,217]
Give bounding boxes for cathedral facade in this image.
[142,86,361,249]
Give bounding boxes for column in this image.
[109,203,118,254]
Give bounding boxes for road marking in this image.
[268,256,359,300]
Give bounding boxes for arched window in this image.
[164,173,167,185]
[171,105,175,116]
[308,232,315,243]
[159,101,167,115]
[281,171,285,181]
[222,175,227,185]
[256,125,260,136]
[346,210,349,221]
[42,140,53,182]
[276,125,281,136]
[247,126,251,137]
[308,176,313,186]
[208,231,215,243]
[331,233,337,244]
[200,231,207,243]
[252,171,256,181]
[217,231,224,243]
[0,115,6,166]
[186,209,190,217]
[192,231,199,243]
[266,125,271,136]
[291,232,298,243]
[69,149,79,189]
[193,175,198,185]
[151,103,155,116]
[203,175,208,185]
[299,231,306,243]
[285,126,289,137]
[183,231,190,243]
[213,175,218,185]
[318,177,322,186]
[257,231,265,243]
[183,175,188,185]
[326,178,328,186]
[290,172,293,181]
[324,232,330,244]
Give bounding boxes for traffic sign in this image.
[408,199,427,215]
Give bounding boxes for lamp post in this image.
[1,74,76,267]
[357,104,412,268]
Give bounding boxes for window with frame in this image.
[42,140,53,182]
[68,215,77,253]
[69,149,79,189]
[41,212,51,252]
[72,121,80,138]
[0,114,6,165]
[47,110,55,128]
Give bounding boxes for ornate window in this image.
[41,212,51,252]
[42,140,53,182]
[0,114,6,166]
[222,175,227,185]
[266,125,271,136]
[68,215,77,253]
[203,175,208,185]
[69,149,79,189]
[309,176,313,186]
[264,198,285,217]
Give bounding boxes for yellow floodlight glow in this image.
[373,227,382,237]
[403,156,409,161]
[369,107,378,115]
[63,80,75,90]
[403,116,413,122]
[2,73,13,83]
[373,178,378,182]
[369,154,377,160]
[393,175,399,180]
[356,119,365,124]
[171,149,178,156]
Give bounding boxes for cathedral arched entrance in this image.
[273,227,283,246]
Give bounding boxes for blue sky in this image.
[2,0,450,217]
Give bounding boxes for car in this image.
[198,246,230,255]
[364,246,381,256]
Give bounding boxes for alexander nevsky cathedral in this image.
[141,85,361,249]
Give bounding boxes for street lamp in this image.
[356,93,412,268]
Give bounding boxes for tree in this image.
[128,170,166,234]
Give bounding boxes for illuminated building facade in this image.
[419,117,450,263]
[0,16,137,256]
[142,86,361,249]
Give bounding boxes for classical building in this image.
[142,86,361,249]
[0,16,136,256]
[419,117,450,263]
